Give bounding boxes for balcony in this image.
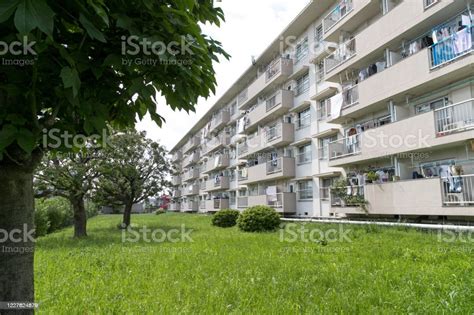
[183,184,199,196]
[328,99,474,167]
[323,0,463,81]
[169,203,181,211]
[323,0,381,42]
[329,45,474,124]
[171,176,182,186]
[172,189,181,198]
[239,57,294,109]
[199,180,207,192]
[183,136,201,154]
[205,176,230,192]
[334,176,474,216]
[183,168,199,182]
[209,111,230,133]
[237,196,248,208]
[245,90,294,132]
[183,201,198,212]
[204,155,229,173]
[248,192,296,214]
[324,38,356,75]
[205,199,230,212]
[203,134,231,155]
[240,157,295,185]
[239,122,295,158]
[183,152,200,168]
[172,151,182,161]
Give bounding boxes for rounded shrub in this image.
[46,206,66,233]
[34,208,50,237]
[237,205,281,232]
[212,209,240,228]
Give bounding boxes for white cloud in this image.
[136,0,310,151]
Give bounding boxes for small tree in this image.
[35,150,101,237]
[95,131,171,228]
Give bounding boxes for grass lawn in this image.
[35,213,474,313]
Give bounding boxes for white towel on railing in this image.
[330,93,343,119]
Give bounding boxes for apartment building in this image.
[170,0,474,220]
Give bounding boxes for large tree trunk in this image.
[70,195,87,238]
[0,163,36,311]
[122,201,133,228]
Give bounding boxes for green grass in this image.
[35,213,474,314]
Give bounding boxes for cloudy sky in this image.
[136,0,310,151]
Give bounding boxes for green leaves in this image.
[79,13,106,43]
[14,0,55,36]
[60,67,81,97]
[0,0,20,23]
[0,125,36,154]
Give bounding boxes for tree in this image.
[95,131,171,228]
[0,0,228,304]
[35,150,101,238]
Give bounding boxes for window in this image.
[317,98,331,120]
[229,101,237,116]
[230,168,236,181]
[415,97,448,114]
[295,37,309,63]
[315,24,323,45]
[424,0,439,9]
[297,144,311,165]
[296,108,311,129]
[316,60,325,83]
[320,177,336,201]
[295,72,310,96]
[318,135,337,160]
[298,180,313,200]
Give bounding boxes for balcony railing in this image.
[265,57,292,83]
[238,89,248,105]
[295,115,311,130]
[323,0,353,33]
[265,93,278,112]
[328,135,361,160]
[429,26,473,69]
[441,174,474,206]
[238,170,248,181]
[266,158,283,175]
[200,200,206,210]
[267,193,285,208]
[342,85,359,109]
[200,181,207,190]
[424,0,440,9]
[238,143,248,156]
[330,185,365,207]
[265,123,283,142]
[296,151,311,165]
[435,99,474,136]
[237,197,248,208]
[324,38,356,73]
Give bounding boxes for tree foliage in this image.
[0,0,229,165]
[94,130,171,227]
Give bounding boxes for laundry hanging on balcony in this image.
[330,93,343,119]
